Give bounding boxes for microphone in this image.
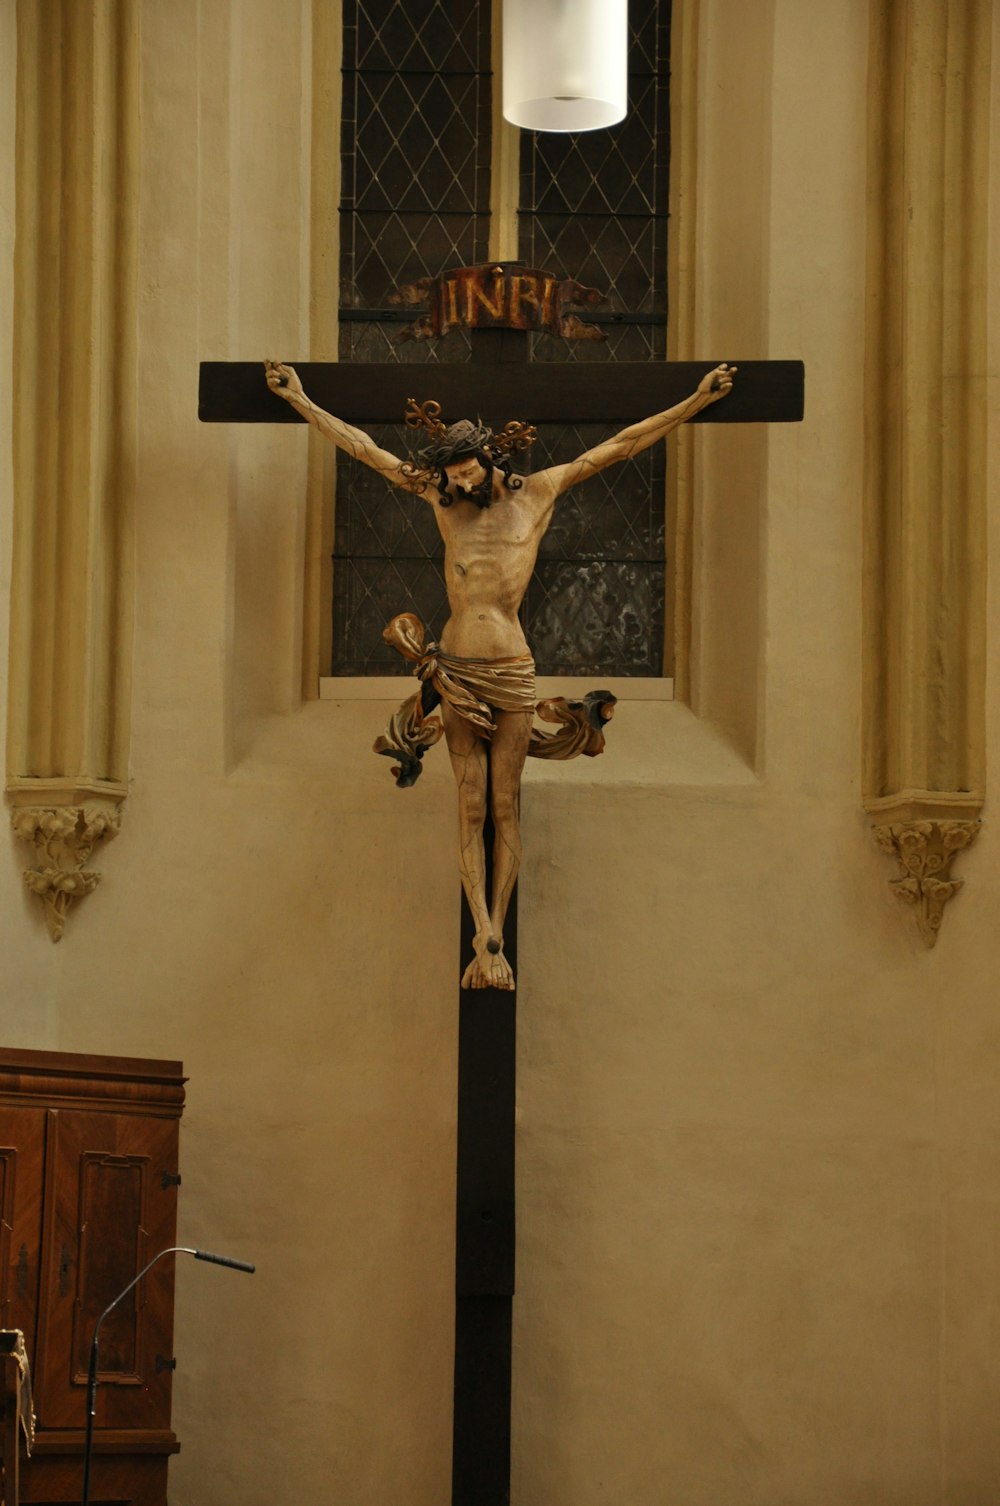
[194,1248,256,1273]
[82,1244,255,1506]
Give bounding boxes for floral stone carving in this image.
[871,819,981,948]
[10,803,122,941]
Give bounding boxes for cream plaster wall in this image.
[2,2,999,1505]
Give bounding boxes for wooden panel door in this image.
[34,1110,180,1431]
[0,1107,47,1350]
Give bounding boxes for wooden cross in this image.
[199,273,803,1506]
[200,354,801,427]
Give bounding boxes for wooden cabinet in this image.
[0,1049,185,1506]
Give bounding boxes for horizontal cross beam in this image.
[199,359,804,426]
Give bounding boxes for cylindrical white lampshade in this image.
[502,0,628,133]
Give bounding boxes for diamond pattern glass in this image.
[518,0,671,676]
[536,430,664,559]
[524,561,665,677]
[334,556,452,675]
[519,22,669,315]
[345,0,483,74]
[348,71,490,215]
[334,0,490,675]
[341,213,488,310]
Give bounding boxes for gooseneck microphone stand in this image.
[81,1245,255,1506]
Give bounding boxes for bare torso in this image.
[434,470,553,660]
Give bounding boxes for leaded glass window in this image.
[332,0,671,678]
[518,3,671,676]
[334,0,491,674]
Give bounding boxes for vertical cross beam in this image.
[450,327,527,1506]
[453,809,517,1504]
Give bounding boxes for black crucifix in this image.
[199,260,804,1506]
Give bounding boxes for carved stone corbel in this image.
[871,818,981,949]
[10,803,122,942]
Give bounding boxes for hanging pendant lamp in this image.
[502,0,628,133]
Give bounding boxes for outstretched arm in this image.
[537,363,737,499]
[264,362,432,499]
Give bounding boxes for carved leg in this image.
[443,704,530,990]
[482,710,532,991]
[442,704,494,988]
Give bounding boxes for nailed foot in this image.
[461,933,515,991]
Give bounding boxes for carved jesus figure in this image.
[265,359,736,990]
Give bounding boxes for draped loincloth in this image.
[373,613,616,787]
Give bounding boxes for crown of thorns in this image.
[400,397,537,477]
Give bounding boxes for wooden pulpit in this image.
[0,1050,185,1506]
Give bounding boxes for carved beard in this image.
[455,474,494,509]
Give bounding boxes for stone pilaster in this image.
[862,0,992,944]
[6,1,139,936]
